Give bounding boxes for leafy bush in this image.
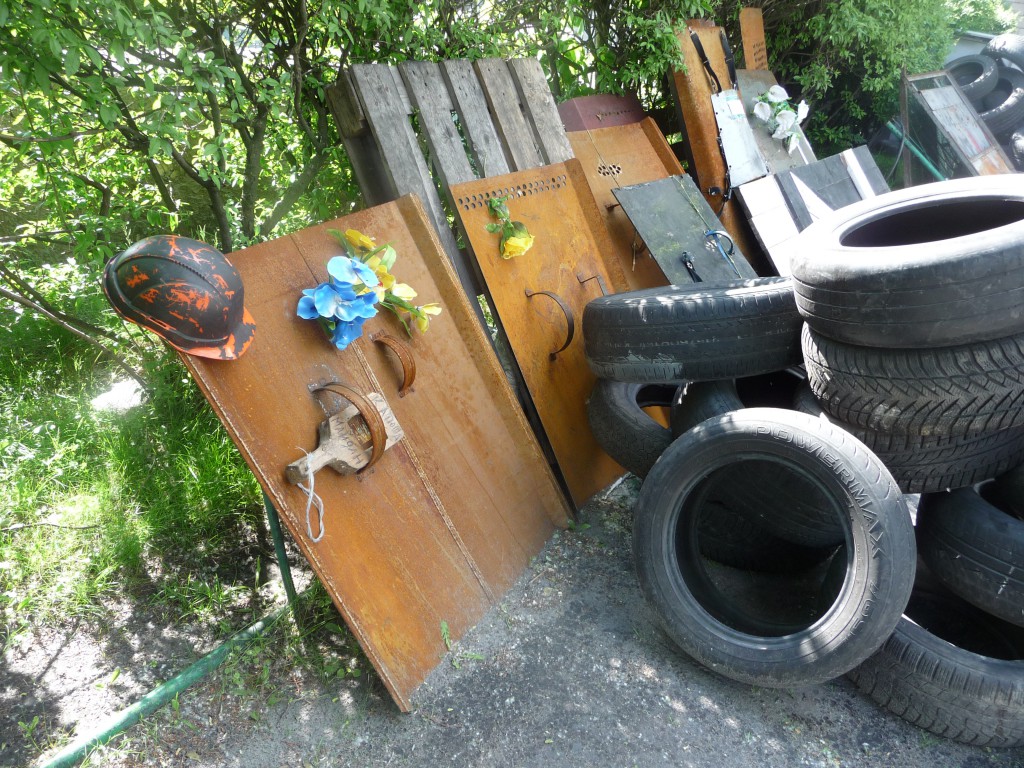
[753,0,957,153]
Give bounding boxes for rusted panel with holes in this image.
[558,93,646,131]
[567,118,685,291]
[183,196,569,711]
[451,160,629,507]
[671,24,761,267]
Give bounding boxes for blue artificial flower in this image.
[312,282,359,320]
[296,288,319,319]
[327,255,380,289]
[330,316,370,350]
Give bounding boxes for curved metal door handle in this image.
[310,382,387,474]
[372,333,416,396]
[524,288,575,360]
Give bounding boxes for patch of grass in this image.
[1,261,263,626]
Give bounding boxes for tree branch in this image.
[0,286,148,389]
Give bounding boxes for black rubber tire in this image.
[802,324,1024,438]
[586,379,678,479]
[981,463,1024,519]
[848,582,1024,747]
[947,54,999,101]
[670,368,806,438]
[633,408,915,686]
[976,65,1024,138]
[695,501,839,574]
[984,33,1024,71]
[789,176,1024,349]
[582,278,802,383]
[1010,127,1024,171]
[917,488,1024,628]
[793,383,1024,493]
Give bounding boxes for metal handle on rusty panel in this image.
[524,288,575,360]
[372,333,416,396]
[309,382,387,474]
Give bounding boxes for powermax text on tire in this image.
[582,278,802,383]
[802,324,1024,437]
[790,176,1024,348]
[633,408,915,687]
[917,487,1024,627]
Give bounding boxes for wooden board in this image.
[612,175,759,285]
[567,118,685,290]
[670,24,761,262]
[183,196,570,711]
[451,161,629,507]
[736,146,889,275]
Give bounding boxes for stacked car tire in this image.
[948,34,1024,170]
[582,175,1024,748]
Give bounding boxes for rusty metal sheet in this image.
[558,93,646,131]
[567,118,685,291]
[183,195,570,711]
[671,24,762,260]
[451,160,629,507]
[613,175,759,284]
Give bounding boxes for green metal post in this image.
[263,492,299,613]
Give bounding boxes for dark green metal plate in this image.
[612,175,758,285]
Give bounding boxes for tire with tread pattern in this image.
[583,278,802,383]
[633,408,915,686]
[802,324,1024,437]
[917,488,1024,627]
[793,383,1024,493]
[586,379,678,479]
[790,176,1024,348]
[976,65,1024,138]
[947,54,998,101]
[848,582,1024,748]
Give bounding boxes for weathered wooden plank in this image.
[349,64,464,274]
[399,61,476,188]
[326,76,397,207]
[441,59,511,178]
[509,58,574,164]
[474,58,544,170]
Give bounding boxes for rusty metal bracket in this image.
[524,288,575,360]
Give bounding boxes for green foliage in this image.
[759,0,956,153]
[946,0,1018,34]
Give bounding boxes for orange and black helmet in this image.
[102,235,255,360]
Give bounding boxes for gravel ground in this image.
[5,477,1024,768]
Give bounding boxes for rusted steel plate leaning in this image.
[183,195,570,711]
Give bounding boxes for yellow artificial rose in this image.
[501,233,534,259]
[345,229,376,251]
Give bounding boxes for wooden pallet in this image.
[327,59,573,304]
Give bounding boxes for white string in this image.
[296,449,326,543]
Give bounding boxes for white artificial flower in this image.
[752,101,773,122]
[772,109,797,139]
[766,85,789,103]
[796,100,809,124]
[787,132,801,154]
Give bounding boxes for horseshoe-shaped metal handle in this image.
[309,382,387,474]
[524,288,575,360]
[704,229,736,255]
[371,333,416,397]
